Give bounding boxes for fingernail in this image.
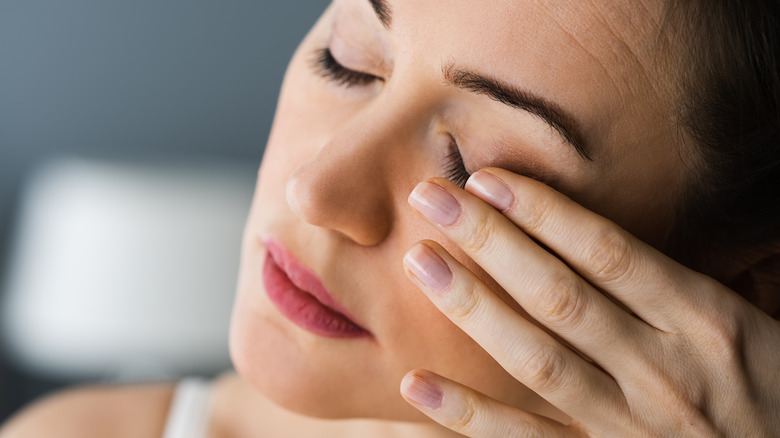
[408,181,460,226]
[466,171,513,211]
[401,373,443,409]
[403,244,452,292]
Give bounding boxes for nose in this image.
[286,110,407,246]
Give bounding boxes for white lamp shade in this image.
[1,157,254,381]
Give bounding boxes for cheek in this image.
[369,211,536,406]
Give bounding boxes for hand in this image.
[400,168,780,437]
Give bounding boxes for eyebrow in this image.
[366,0,590,160]
[444,66,591,160]
[368,0,391,28]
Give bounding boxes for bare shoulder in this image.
[0,381,175,438]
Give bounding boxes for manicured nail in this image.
[401,373,443,409]
[408,181,460,226]
[404,244,452,292]
[466,171,514,211]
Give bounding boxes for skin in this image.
[2,0,778,437]
[231,0,684,423]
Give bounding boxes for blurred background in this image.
[0,0,328,423]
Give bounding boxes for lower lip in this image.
[262,250,370,339]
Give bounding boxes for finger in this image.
[403,241,628,427]
[400,370,585,438]
[408,179,654,373]
[464,168,726,328]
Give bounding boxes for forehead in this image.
[368,0,675,154]
[391,0,666,78]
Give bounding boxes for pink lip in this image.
[262,238,371,339]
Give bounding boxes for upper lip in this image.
[263,237,368,331]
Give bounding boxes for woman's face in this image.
[231,0,686,422]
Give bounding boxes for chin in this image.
[228,293,430,422]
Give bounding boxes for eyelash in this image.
[312,46,471,188]
[443,141,471,189]
[314,47,382,88]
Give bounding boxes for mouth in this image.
[261,238,371,339]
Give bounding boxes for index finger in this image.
[464,168,723,329]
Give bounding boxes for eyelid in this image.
[329,31,389,79]
[331,7,392,75]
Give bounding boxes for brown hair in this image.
[663,1,779,299]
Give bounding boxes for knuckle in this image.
[448,279,486,324]
[535,274,587,330]
[462,210,501,256]
[518,344,568,394]
[586,227,634,285]
[450,397,479,433]
[445,390,547,438]
[521,194,555,233]
[695,305,743,364]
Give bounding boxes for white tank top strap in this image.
[161,378,213,438]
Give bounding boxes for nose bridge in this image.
[286,98,419,246]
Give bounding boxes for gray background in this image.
[0,0,328,423]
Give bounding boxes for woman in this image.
[2,0,778,436]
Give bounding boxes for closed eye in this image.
[313,47,383,88]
